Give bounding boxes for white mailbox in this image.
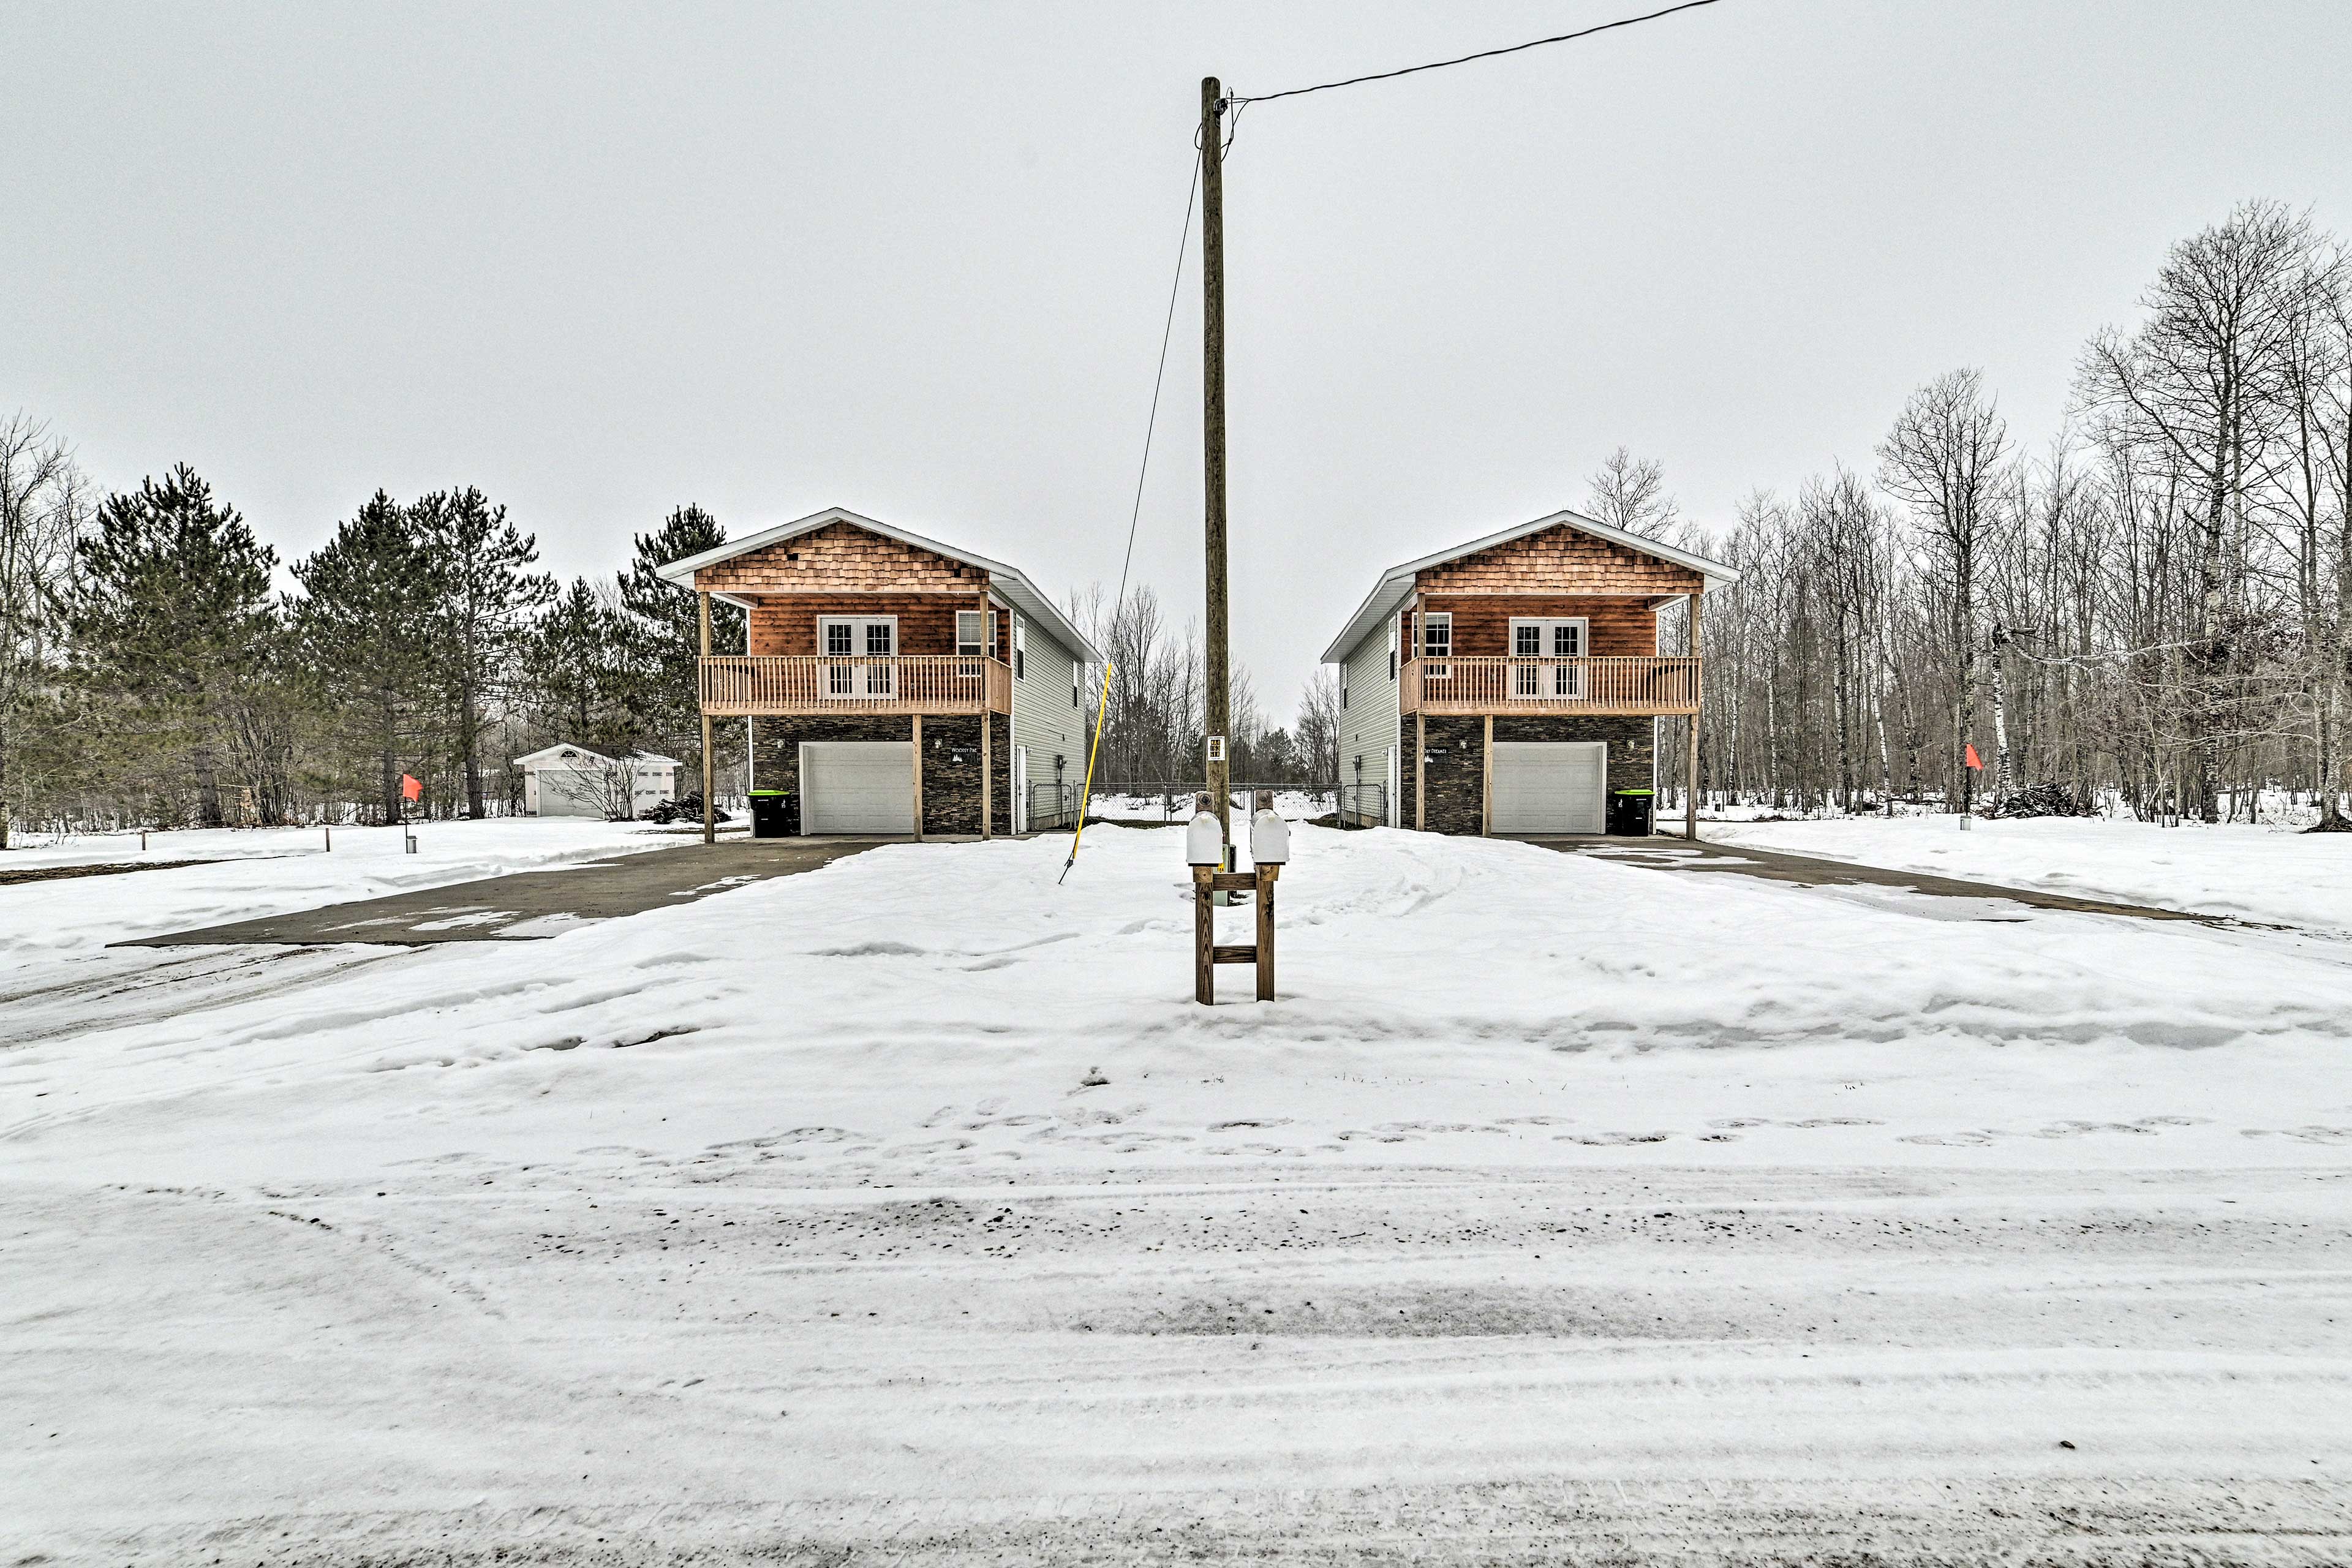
[1186,807,1226,867]
[1250,807,1290,866]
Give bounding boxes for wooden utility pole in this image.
[698,589,715,845]
[1200,75,1231,845]
[1686,586,1703,842]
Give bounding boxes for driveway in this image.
[1537,833,2225,925]
[125,838,886,947]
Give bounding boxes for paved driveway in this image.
[126,838,886,948]
[1537,834,2223,925]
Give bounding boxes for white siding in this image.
[1010,611,1084,812]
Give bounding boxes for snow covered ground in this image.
[1706,813,2352,934]
[5,823,2350,1561]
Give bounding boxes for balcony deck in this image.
[699,655,1012,717]
[1402,655,1700,717]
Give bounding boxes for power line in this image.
[1227,0,1728,107]
[1110,149,1201,622]
[1062,148,1200,886]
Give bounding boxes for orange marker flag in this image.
[401,774,423,801]
[1962,744,1983,771]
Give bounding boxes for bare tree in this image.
[0,414,88,848]
[1878,368,2012,814]
[2078,202,2310,820]
[1586,446,1681,539]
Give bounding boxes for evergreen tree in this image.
[413,487,553,817]
[527,576,633,753]
[291,492,436,824]
[73,465,277,827]
[616,505,741,771]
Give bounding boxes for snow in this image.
[5,823,2350,1559]
[1705,812,2352,933]
[0,817,690,964]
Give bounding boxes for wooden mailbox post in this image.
[1191,790,1282,1005]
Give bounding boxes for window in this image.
[1387,619,1398,680]
[1510,617,1588,699]
[1423,612,1451,681]
[1072,660,1082,709]
[1341,662,1349,709]
[1014,621,1026,680]
[957,611,984,657]
[819,617,895,699]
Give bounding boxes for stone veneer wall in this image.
[1398,712,1656,834]
[751,711,1014,837]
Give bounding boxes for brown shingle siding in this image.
[1415,524,1703,597]
[694,521,975,595]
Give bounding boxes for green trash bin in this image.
[1607,788,1654,837]
[749,790,794,839]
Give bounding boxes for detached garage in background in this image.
[518,746,679,820]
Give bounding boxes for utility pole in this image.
[1200,76,1231,846]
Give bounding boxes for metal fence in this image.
[1025,782,1084,832]
[1337,782,1387,829]
[1080,783,1340,825]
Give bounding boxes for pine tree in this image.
[412,488,554,818]
[527,576,632,753]
[291,492,436,824]
[73,465,277,827]
[615,505,741,771]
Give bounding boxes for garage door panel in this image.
[1491,741,1605,835]
[801,742,915,835]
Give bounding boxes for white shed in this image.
[517,746,680,819]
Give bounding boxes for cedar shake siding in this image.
[1417,524,1703,599]
[695,522,977,597]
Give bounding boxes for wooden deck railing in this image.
[698,655,1012,716]
[1402,656,1701,715]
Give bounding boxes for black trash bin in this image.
[1607,788,1654,837]
[749,790,795,839]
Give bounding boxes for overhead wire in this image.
[1227,0,1727,107]
[1062,147,1202,884]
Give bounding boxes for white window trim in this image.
[1509,616,1589,699]
[1014,619,1026,680]
[1423,611,1452,679]
[818,615,898,700]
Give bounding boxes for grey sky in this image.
[8,1,2348,723]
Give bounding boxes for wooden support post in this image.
[1255,863,1277,1001]
[1193,865,1215,1005]
[1481,715,1493,836]
[1686,586,1703,842]
[698,590,715,845]
[911,714,924,842]
[1415,712,1426,832]
[978,584,993,839]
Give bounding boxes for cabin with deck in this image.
[1322,509,1738,837]
[658,508,1101,837]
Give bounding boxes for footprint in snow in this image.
[1555,1131,1673,1146]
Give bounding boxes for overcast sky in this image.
[9,1,2350,722]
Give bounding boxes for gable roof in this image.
[514,745,680,769]
[655,505,1104,663]
[1319,507,1740,664]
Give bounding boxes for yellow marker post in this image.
[1058,661,1115,884]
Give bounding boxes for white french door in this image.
[819,617,897,699]
[1510,617,1589,699]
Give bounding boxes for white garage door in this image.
[1490,741,1607,835]
[535,769,609,818]
[801,742,915,835]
